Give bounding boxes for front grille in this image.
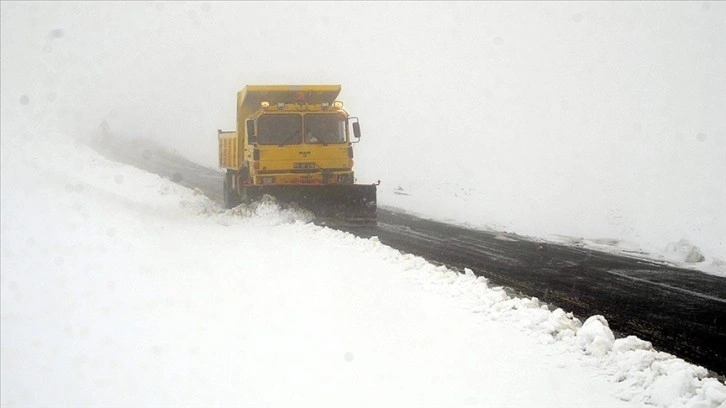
[256,168,350,175]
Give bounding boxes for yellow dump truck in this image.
[218,85,377,225]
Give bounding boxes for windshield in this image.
[304,114,347,144]
[257,114,302,145]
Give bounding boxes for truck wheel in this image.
[223,173,241,209]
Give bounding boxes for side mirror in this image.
[246,119,257,143]
[350,117,361,142]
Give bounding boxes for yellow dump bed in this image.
[218,130,239,169]
[236,85,342,131]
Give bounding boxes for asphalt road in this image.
[89,135,726,376]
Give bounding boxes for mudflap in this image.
[245,184,377,227]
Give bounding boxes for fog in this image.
[2,2,724,264]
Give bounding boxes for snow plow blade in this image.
[251,184,377,227]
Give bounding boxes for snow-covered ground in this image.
[2,2,726,406]
[2,122,726,407]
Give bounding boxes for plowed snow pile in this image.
[2,129,725,407]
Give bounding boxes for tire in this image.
[223,172,241,209]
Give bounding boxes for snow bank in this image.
[606,336,726,407]
[666,239,707,264]
[576,315,616,357]
[341,234,726,407]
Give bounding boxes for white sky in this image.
[1,2,724,263]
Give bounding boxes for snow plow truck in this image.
[218,85,377,226]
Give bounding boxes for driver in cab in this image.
[306,122,339,144]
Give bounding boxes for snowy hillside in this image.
[1,2,724,274]
[2,123,726,407]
